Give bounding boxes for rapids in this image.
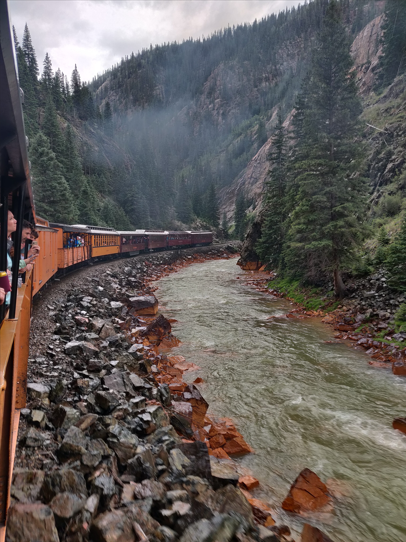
[157,258,406,542]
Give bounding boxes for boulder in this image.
[27,383,50,405]
[282,468,331,514]
[103,372,127,394]
[94,390,120,413]
[41,469,88,502]
[223,436,253,457]
[51,405,81,430]
[20,427,47,448]
[11,470,45,503]
[142,314,172,344]
[49,491,86,521]
[30,409,47,428]
[90,317,106,334]
[179,513,241,542]
[90,509,136,542]
[239,476,260,491]
[179,441,212,482]
[182,385,208,427]
[99,323,116,339]
[301,523,335,542]
[64,341,82,356]
[6,503,59,542]
[57,426,88,461]
[393,417,406,435]
[128,295,158,316]
[392,361,406,376]
[127,447,157,481]
[107,424,139,465]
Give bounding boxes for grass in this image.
[268,277,338,312]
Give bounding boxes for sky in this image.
[9,0,303,83]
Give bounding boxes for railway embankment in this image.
[8,242,317,542]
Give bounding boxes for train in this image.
[31,223,212,295]
[0,2,211,538]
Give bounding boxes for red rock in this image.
[193,377,204,384]
[223,436,253,456]
[128,295,158,316]
[301,523,334,542]
[240,490,275,525]
[282,468,331,514]
[209,448,231,460]
[335,323,354,331]
[238,475,260,491]
[209,434,226,449]
[393,418,406,435]
[182,385,209,428]
[392,361,406,376]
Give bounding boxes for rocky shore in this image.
[8,244,332,542]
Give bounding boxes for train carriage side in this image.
[190,231,213,246]
[49,223,91,270]
[167,231,192,248]
[86,226,120,258]
[32,219,59,295]
[118,230,147,255]
[145,231,168,251]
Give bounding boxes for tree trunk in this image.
[333,269,346,298]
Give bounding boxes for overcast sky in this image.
[10,0,303,83]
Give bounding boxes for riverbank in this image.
[9,244,303,542]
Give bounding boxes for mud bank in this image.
[9,243,322,542]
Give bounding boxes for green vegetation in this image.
[394,303,406,332]
[268,276,339,312]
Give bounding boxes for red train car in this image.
[145,231,168,250]
[167,231,192,248]
[189,231,213,245]
[118,231,147,255]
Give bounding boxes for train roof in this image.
[71,224,117,232]
[49,222,91,234]
[116,230,146,235]
[144,230,169,235]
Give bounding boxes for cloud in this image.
[9,0,302,82]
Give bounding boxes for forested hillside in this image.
[15,0,381,232]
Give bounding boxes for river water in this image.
[156,258,406,542]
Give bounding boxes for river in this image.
[156,258,406,542]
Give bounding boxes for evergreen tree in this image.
[386,218,406,291]
[206,183,220,227]
[15,27,39,138]
[256,113,288,268]
[61,125,85,190]
[103,101,113,135]
[22,24,39,80]
[78,179,99,225]
[42,97,64,157]
[221,212,229,239]
[42,52,54,93]
[375,226,391,265]
[283,0,367,297]
[71,64,82,114]
[12,26,19,50]
[234,191,247,240]
[256,118,268,149]
[53,69,64,110]
[176,178,193,223]
[30,132,78,223]
[376,0,406,90]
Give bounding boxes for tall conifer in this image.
[376,0,406,89]
[284,0,367,297]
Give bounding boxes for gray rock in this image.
[127,447,157,481]
[99,323,116,339]
[103,372,126,393]
[65,341,82,355]
[110,301,123,309]
[169,448,191,476]
[210,458,240,488]
[41,469,87,503]
[57,426,88,460]
[51,405,81,430]
[107,424,139,465]
[94,390,120,413]
[133,480,166,501]
[128,343,144,361]
[179,514,240,542]
[11,470,45,503]
[30,409,47,428]
[21,427,47,448]
[90,317,106,334]
[81,341,100,357]
[27,383,51,403]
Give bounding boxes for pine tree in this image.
[71,65,82,115]
[284,0,367,297]
[206,183,220,227]
[234,191,247,240]
[386,218,406,291]
[42,53,54,93]
[103,101,113,135]
[221,212,229,239]
[16,27,39,138]
[53,69,64,110]
[12,26,19,50]
[376,0,406,90]
[61,125,85,190]
[22,24,39,80]
[176,178,193,224]
[78,179,99,225]
[256,113,288,268]
[42,98,64,157]
[30,132,78,223]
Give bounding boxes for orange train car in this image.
[49,223,91,270]
[88,226,120,258]
[32,218,58,296]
